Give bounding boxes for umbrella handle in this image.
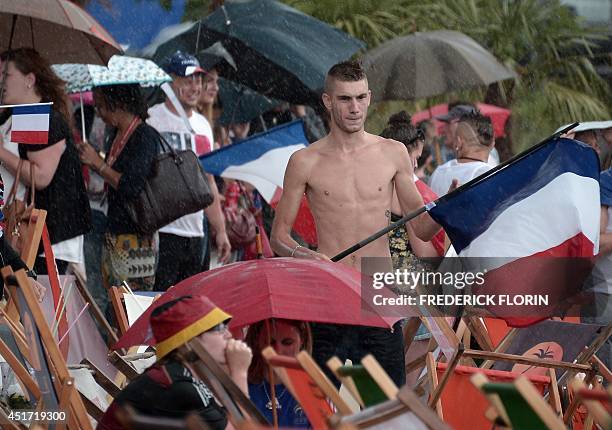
[79,92,87,143]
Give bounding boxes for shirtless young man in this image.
[271,62,441,269]
[270,60,443,386]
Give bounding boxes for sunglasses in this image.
[208,322,229,333]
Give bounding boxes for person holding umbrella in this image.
[245,319,312,428]
[0,48,91,274]
[97,294,252,430]
[78,83,160,292]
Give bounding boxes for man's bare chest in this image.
[306,157,396,204]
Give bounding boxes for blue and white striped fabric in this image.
[200,120,308,203]
[10,103,52,145]
[427,138,601,326]
[429,138,600,260]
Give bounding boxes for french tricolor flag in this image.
[200,120,318,246]
[7,102,52,145]
[428,137,600,326]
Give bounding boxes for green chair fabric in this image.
[482,382,548,430]
[337,364,388,407]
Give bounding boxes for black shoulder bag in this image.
[125,133,214,234]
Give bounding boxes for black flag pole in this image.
[331,205,428,262]
[330,122,580,262]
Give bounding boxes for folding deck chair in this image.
[262,346,352,429]
[570,377,612,430]
[471,373,567,430]
[330,384,451,430]
[327,354,398,408]
[431,361,561,429]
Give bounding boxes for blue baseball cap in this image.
[162,51,206,77]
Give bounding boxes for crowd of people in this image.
[0,46,610,429]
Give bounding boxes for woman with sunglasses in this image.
[97,295,252,430]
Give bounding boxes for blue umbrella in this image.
[153,0,365,104]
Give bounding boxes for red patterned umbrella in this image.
[1,0,122,64]
[113,258,401,350]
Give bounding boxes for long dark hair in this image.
[94,84,149,120]
[245,319,312,384]
[0,48,71,121]
[380,111,424,152]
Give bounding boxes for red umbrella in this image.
[113,258,401,350]
[412,103,511,138]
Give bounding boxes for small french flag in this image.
[7,102,52,145]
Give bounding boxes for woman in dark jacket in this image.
[78,84,160,291]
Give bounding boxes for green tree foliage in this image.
[286,0,443,48]
[289,0,611,152]
[421,0,611,151]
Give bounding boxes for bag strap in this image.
[6,158,23,205]
[107,116,141,167]
[161,82,197,135]
[158,84,209,159]
[154,128,178,155]
[27,161,35,206]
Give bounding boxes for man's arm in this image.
[204,173,231,263]
[271,151,328,260]
[599,206,612,256]
[392,141,442,242]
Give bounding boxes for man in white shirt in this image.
[435,103,500,167]
[430,113,495,196]
[148,51,231,290]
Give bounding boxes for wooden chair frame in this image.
[265,347,353,415]
[569,377,612,430]
[471,373,566,430]
[330,384,451,430]
[327,354,399,408]
[2,267,93,430]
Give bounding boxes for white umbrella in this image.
[53,55,171,142]
[53,55,171,94]
[555,121,612,134]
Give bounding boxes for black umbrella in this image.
[153,0,364,104]
[217,78,280,126]
[362,30,516,102]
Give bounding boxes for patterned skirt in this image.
[102,232,158,291]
